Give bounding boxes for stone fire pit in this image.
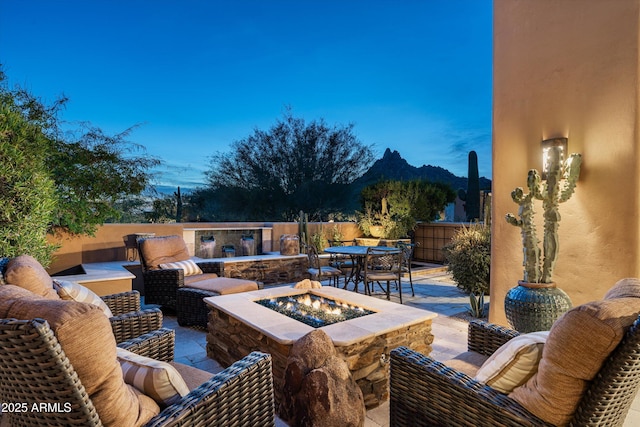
[205,286,436,409]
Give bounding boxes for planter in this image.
[369,225,385,238]
[279,234,300,256]
[355,237,411,247]
[504,281,572,333]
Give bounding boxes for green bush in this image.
[442,223,491,295]
[0,105,57,266]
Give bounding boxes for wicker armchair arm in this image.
[468,319,521,356]
[110,308,164,344]
[145,352,275,427]
[102,290,141,315]
[117,328,175,362]
[390,347,551,427]
[143,269,184,309]
[197,261,222,275]
[144,268,184,284]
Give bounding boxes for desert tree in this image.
[0,66,160,263]
[204,110,374,221]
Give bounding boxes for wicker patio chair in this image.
[390,317,640,427]
[138,236,259,328]
[0,319,276,427]
[0,256,163,344]
[137,236,221,310]
[102,289,164,343]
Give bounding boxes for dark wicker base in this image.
[176,287,217,328]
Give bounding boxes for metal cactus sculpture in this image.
[505,146,582,283]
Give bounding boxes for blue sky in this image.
[0,0,493,192]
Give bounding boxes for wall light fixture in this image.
[541,137,568,179]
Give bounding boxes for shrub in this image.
[442,223,491,295]
[0,104,57,266]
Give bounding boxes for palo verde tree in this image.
[203,110,375,221]
[0,67,160,264]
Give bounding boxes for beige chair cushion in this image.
[475,331,549,393]
[510,297,640,426]
[184,273,219,285]
[170,362,214,391]
[604,277,640,300]
[117,347,190,407]
[139,235,190,270]
[0,284,42,311]
[185,277,259,295]
[0,285,160,426]
[4,255,60,300]
[53,279,114,318]
[443,351,489,377]
[160,259,203,276]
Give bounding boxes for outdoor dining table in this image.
[323,245,400,292]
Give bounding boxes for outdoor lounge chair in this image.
[137,235,258,327]
[0,255,163,344]
[0,284,276,427]
[390,277,640,426]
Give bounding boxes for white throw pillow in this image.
[53,279,113,318]
[159,259,203,276]
[474,331,549,393]
[117,347,189,407]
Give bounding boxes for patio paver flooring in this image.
[153,270,640,427]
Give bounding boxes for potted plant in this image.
[504,145,582,332]
[357,197,414,240]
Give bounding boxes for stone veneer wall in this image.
[218,256,308,285]
[206,307,433,409]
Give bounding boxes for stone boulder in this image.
[293,279,323,289]
[280,329,366,427]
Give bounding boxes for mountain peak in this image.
[355,148,491,190]
[382,148,402,161]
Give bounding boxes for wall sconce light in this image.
[541,137,568,179]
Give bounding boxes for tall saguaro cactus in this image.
[505,146,582,283]
[457,151,481,221]
[466,151,481,221]
[174,186,183,223]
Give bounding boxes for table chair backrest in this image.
[328,239,357,247]
[364,247,401,273]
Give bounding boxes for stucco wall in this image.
[491,0,640,324]
[46,222,362,274]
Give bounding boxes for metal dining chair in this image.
[361,247,404,303]
[327,239,357,288]
[306,245,344,287]
[396,242,416,297]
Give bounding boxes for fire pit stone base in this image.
[205,286,435,409]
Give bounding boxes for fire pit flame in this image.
[256,292,374,328]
